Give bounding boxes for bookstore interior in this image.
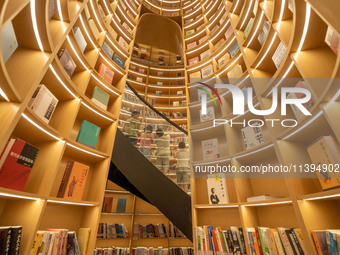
[0,0,340,254]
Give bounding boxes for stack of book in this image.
[94,246,129,255]
[31,228,91,255]
[0,226,22,255]
[312,229,340,255]
[131,247,193,255]
[168,224,186,238]
[97,223,129,239]
[133,223,168,239]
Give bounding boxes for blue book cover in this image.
[229,42,239,58]
[116,198,127,213]
[113,54,125,69]
[102,41,114,58]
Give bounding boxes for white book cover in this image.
[241,124,265,150]
[244,18,254,38]
[118,37,129,51]
[74,27,87,53]
[200,49,210,61]
[207,173,229,204]
[258,21,270,46]
[88,19,100,41]
[29,84,59,123]
[202,138,220,160]
[136,77,143,82]
[1,21,18,63]
[288,0,294,12]
[122,22,132,35]
[253,0,259,14]
[227,64,243,78]
[272,42,287,68]
[325,26,334,47]
[199,106,215,123]
[187,41,197,50]
[201,64,214,78]
[157,81,163,85]
[98,5,106,21]
[219,12,228,25]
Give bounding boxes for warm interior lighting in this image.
[254,33,278,69]
[112,14,132,42]
[231,0,240,14]
[47,199,96,206]
[295,3,311,57]
[90,0,105,32]
[186,41,209,55]
[80,101,114,122]
[117,4,135,28]
[105,35,128,58]
[90,71,120,96]
[49,65,79,99]
[276,0,286,30]
[239,0,253,29]
[213,35,235,59]
[79,15,98,50]
[0,192,40,201]
[148,75,185,80]
[31,0,44,52]
[187,59,212,72]
[57,0,63,22]
[66,36,89,71]
[66,142,106,158]
[184,16,204,29]
[22,113,63,141]
[246,12,264,47]
[209,20,231,42]
[305,194,340,201]
[216,54,242,76]
[244,200,292,207]
[99,52,124,75]
[196,204,238,209]
[234,144,274,159]
[0,88,9,102]
[185,28,207,41]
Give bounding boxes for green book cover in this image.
[91,86,110,110]
[244,18,254,38]
[76,120,101,148]
[116,198,127,213]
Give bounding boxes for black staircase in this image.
[109,128,193,241]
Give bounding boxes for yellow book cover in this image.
[252,232,261,255]
[63,161,90,200]
[32,232,43,255]
[78,228,91,255]
[307,136,340,190]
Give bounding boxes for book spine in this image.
[290,229,304,255]
[254,227,264,255]
[10,227,22,255]
[57,161,74,198]
[238,227,247,254]
[247,231,256,255]
[285,230,298,255]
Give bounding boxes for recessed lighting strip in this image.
[244,200,292,207]
[47,199,96,206]
[66,142,106,158]
[31,0,44,52]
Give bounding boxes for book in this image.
[207,174,229,204]
[199,35,209,44]
[136,77,143,82]
[244,18,254,38]
[200,49,211,61]
[307,136,340,190]
[116,198,127,213]
[312,231,328,255]
[202,138,220,160]
[241,124,265,150]
[225,26,234,40]
[177,91,183,95]
[1,20,18,64]
[325,26,339,55]
[156,91,162,95]
[48,0,58,20]
[246,194,284,202]
[218,53,230,67]
[88,19,100,41]
[98,63,115,84]
[0,138,39,191]
[91,86,110,110]
[287,81,315,121]
[76,120,101,148]
[122,22,132,35]
[185,29,195,36]
[188,56,199,65]
[200,106,215,123]
[118,37,129,52]
[272,42,287,68]
[102,196,113,213]
[189,71,201,80]
[253,0,259,14]
[78,228,91,254]
[74,27,87,53]
[201,64,214,78]
[173,101,180,107]
[227,64,243,78]
[215,38,226,51]
[157,71,163,76]
[113,54,125,69]
[138,68,145,74]
[98,4,106,21]
[210,25,220,35]
[57,160,89,200]
[258,21,270,46]
[102,41,114,58]
[187,42,197,50]
[229,43,239,58]
[58,48,76,77]
[219,12,228,25]
[28,84,59,123]
[181,100,187,106]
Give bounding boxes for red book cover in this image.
[255,227,264,255]
[0,138,39,191]
[98,63,115,84]
[211,230,219,252]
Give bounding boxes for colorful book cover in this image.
[200,49,211,61]
[116,198,127,213]
[187,41,197,50]
[91,86,110,110]
[325,26,339,55]
[199,35,209,44]
[57,161,89,200]
[122,22,132,35]
[76,120,101,148]
[225,26,234,40]
[98,63,115,84]
[185,29,195,36]
[218,53,230,67]
[188,56,199,65]
[201,64,214,78]
[229,42,239,58]
[0,138,39,191]
[244,18,254,38]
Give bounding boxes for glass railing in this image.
[118,82,190,194]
